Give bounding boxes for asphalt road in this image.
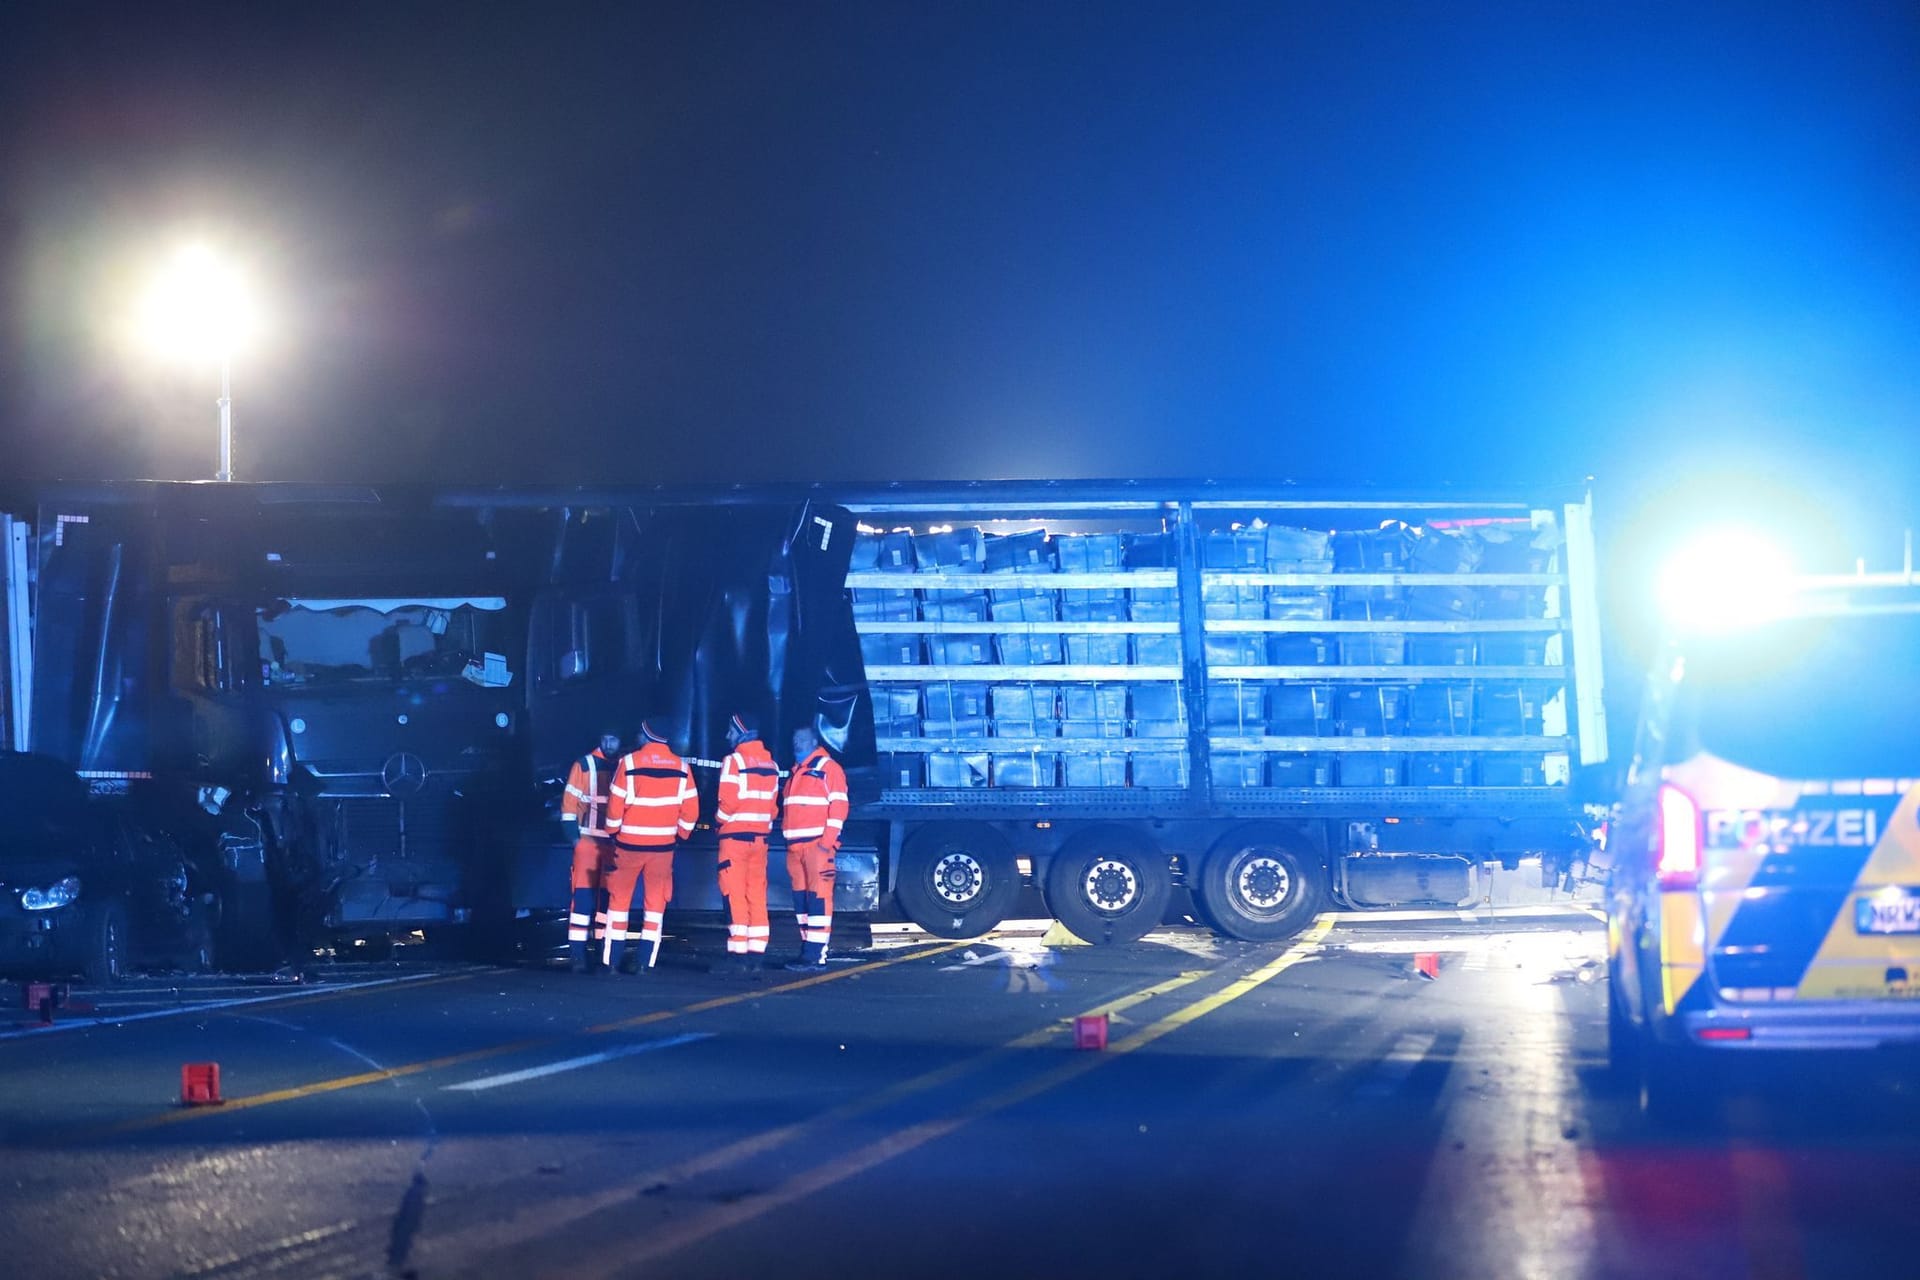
[0,910,1915,1280]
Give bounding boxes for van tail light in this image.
[1655,783,1702,889]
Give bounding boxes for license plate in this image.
[1856,889,1920,935]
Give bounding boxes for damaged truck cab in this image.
[2,484,868,963]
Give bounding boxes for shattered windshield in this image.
[256,597,515,688]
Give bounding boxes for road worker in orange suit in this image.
[561,731,622,973]
[781,724,848,970]
[603,719,699,974]
[713,712,780,974]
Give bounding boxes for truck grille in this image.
[332,796,457,863]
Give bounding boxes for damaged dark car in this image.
[0,753,218,984]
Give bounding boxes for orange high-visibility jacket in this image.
[608,742,700,853]
[781,747,848,849]
[716,739,781,838]
[561,749,617,838]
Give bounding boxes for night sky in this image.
[3,2,1918,555]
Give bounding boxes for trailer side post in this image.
[2,516,31,752]
[1174,501,1213,809]
[1562,494,1609,768]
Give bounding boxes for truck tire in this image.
[895,823,1020,939]
[1043,829,1171,946]
[1192,826,1326,943]
[82,900,130,986]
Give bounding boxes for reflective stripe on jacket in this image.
[561,750,616,838]
[781,747,848,846]
[717,739,781,839]
[608,743,699,852]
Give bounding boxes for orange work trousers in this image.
[786,841,838,964]
[568,836,612,946]
[718,836,770,955]
[603,846,675,969]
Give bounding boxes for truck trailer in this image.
[834,481,1608,943]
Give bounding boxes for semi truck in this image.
[0,482,870,965]
[1,477,1609,962]
[834,481,1608,943]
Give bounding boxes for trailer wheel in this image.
[1043,830,1171,946]
[1193,827,1326,943]
[895,824,1020,939]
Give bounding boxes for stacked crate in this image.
[1322,521,1563,787]
[1198,522,1340,788]
[1259,525,1337,786]
[1060,684,1129,787]
[851,525,1190,792]
[1198,517,1567,790]
[1407,522,1563,786]
[983,531,1059,786]
[851,528,920,671]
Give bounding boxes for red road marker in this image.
[180,1063,224,1106]
[1073,1014,1109,1050]
[1414,953,1440,980]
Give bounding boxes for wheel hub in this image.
[1084,858,1139,912]
[932,851,986,907]
[1236,854,1292,911]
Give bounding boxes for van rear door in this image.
[1668,609,1920,1003]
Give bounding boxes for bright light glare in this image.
[1656,783,1701,886]
[1656,527,1796,632]
[141,244,255,360]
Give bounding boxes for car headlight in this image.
[19,876,82,912]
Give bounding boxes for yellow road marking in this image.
[554,918,1335,1276]
[86,942,968,1137]
[432,961,1231,1265]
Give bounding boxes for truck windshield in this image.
[257,597,514,688]
[1677,606,1920,780]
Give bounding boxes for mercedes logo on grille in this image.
[381,752,428,797]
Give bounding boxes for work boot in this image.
[617,950,643,976]
[567,941,589,974]
[783,959,824,973]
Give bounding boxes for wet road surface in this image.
[0,910,1914,1279]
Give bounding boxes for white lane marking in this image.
[869,918,1055,943]
[443,1032,712,1092]
[0,971,470,1043]
[1352,1031,1438,1098]
[1325,904,1601,923]
[1335,938,1481,954]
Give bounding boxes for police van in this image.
[1608,534,1920,1119]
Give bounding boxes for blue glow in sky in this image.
[1,1,1916,510]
